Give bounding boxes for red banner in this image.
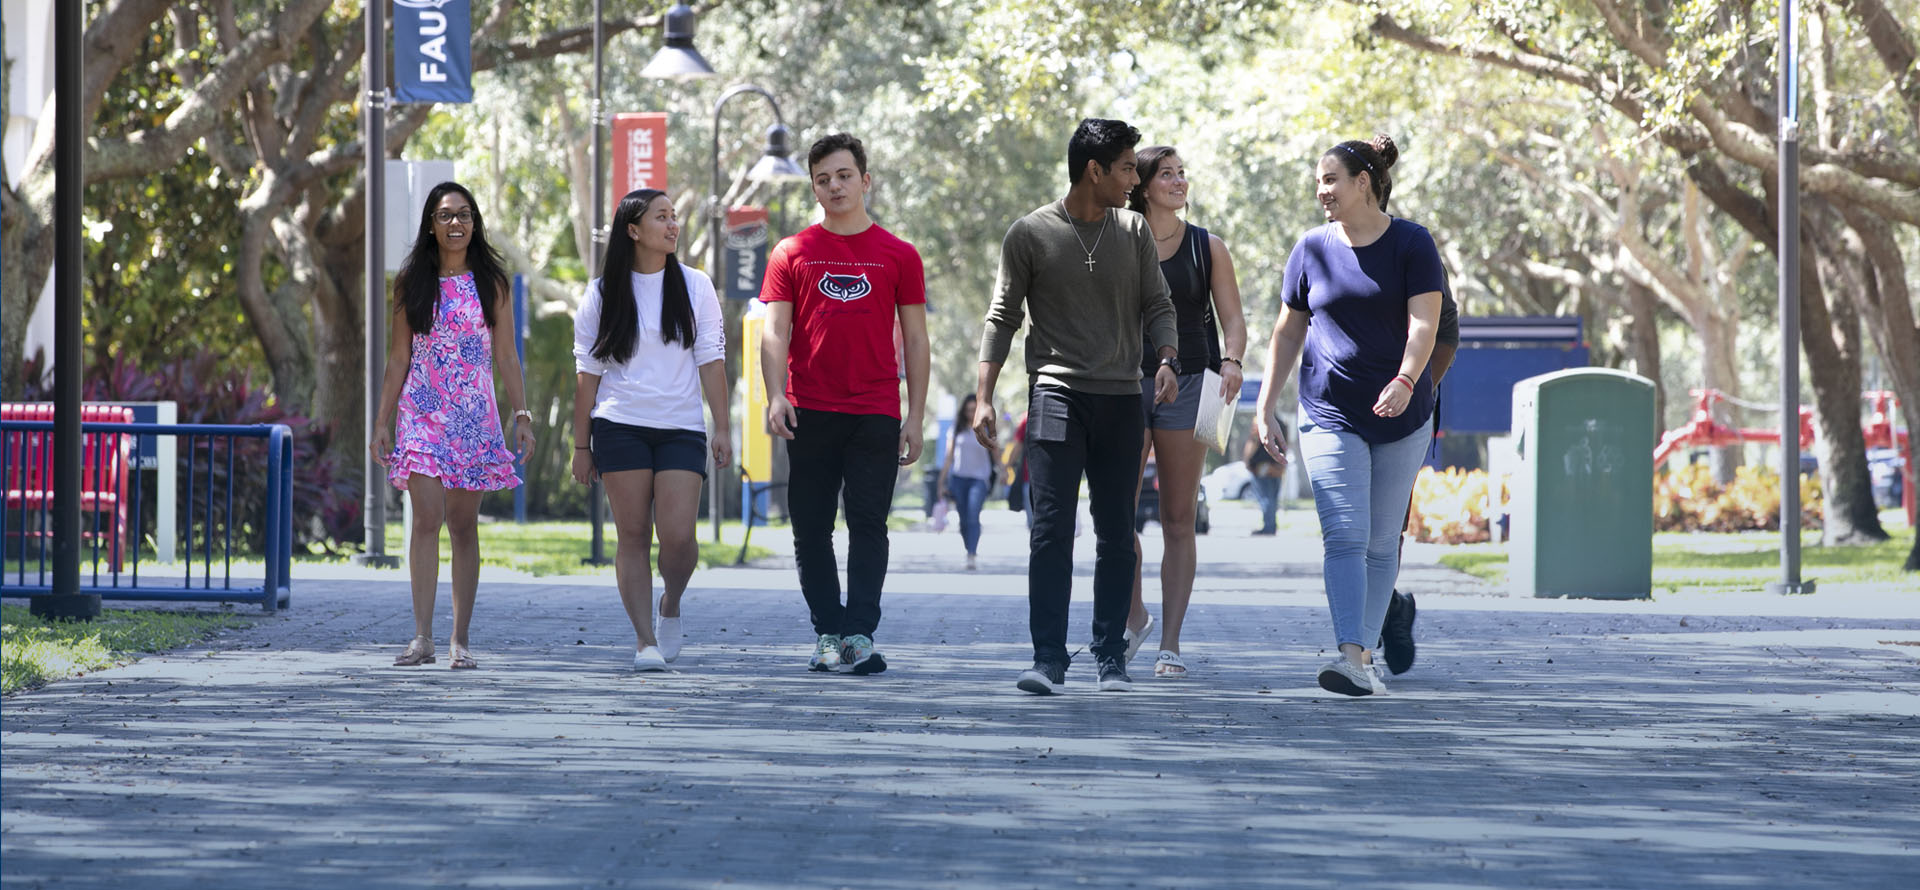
[611,112,668,201]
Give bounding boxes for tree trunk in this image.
[1799,212,1887,544]
[1625,279,1666,428]
[1831,205,1920,570]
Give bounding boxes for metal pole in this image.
[512,274,528,523]
[1769,0,1812,595]
[706,85,789,544]
[585,0,611,564]
[35,0,99,620]
[711,93,726,545]
[354,1,400,568]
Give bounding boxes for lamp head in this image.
[748,123,810,184]
[640,3,716,81]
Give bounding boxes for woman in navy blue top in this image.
[1253,134,1442,697]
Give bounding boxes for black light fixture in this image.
[640,3,716,80]
[747,123,809,184]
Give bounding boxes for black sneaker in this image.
[1382,589,1417,675]
[1016,661,1067,695]
[1096,656,1132,692]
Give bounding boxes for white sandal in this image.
[1153,650,1188,678]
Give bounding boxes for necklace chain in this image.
[1065,204,1109,273]
[1151,220,1183,242]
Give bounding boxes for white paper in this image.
[1193,368,1234,454]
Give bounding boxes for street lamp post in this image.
[583,0,612,564]
[36,0,99,620]
[353,0,401,569]
[1768,0,1813,595]
[707,86,808,542]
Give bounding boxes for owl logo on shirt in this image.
[817,272,872,303]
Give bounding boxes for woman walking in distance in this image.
[374,182,536,670]
[572,189,730,671]
[1122,145,1248,679]
[938,393,1000,571]
[1253,135,1441,697]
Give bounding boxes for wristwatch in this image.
[1158,356,1182,375]
[513,409,533,425]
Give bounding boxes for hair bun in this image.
[1370,134,1400,169]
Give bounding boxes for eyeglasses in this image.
[433,210,474,225]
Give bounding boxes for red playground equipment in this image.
[1655,388,1914,526]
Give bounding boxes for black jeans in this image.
[786,408,899,639]
[1025,384,1145,665]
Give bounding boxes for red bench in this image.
[1,403,134,568]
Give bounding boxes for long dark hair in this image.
[952,394,977,440]
[593,188,695,364]
[393,181,508,336]
[1127,145,1179,214]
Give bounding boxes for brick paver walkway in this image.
[5,504,1916,888]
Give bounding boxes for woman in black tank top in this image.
[1121,146,1249,679]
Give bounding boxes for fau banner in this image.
[611,113,670,201]
[394,0,473,104]
[724,207,770,302]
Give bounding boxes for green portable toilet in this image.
[1509,368,1655,599]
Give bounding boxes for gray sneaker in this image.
[1096,656,1133,692]
[841,634,887,675]
[1016,661,1067,695]
[808,634,843,672]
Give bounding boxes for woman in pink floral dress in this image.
[372,182,536,669]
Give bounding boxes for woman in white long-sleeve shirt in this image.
[572,188,731,671]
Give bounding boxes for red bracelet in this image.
[1392,373,1415,391]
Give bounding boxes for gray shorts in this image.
[1140,371,1207,431]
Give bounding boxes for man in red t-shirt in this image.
[759,133,930,676]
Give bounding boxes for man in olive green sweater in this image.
[972,118,1180,695]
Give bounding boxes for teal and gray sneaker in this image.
[841,634,887,675]
[809,634,844,672]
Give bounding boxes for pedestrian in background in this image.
[373,182,535,671]
[1245,432,1283,535]
[1254,134,1442,697]
[1121,145,1249,680]
[571,188,730,671]
[939,393,999,571]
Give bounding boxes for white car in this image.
[1202,461,1256,502]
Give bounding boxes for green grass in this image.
[1,604,253,694]
[372,521,775,576]
[1440,512,1916,593]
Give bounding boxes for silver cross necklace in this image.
[1065,203,1108,273]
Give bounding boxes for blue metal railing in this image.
[0,421,293,611]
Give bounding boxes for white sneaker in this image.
[1316,659,1380,697]
[633,646,668,672]
[657,616,682,662]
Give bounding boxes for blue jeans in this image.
[1298,422,1432,651]
[1251,475,1280,532]
[949,475,989,555]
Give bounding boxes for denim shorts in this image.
[590,417,707,476]
[1140,371,1207,431]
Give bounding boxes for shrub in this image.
[1654,462,1822,532]
[1408,467,1503,544]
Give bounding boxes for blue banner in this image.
[394,0,473,104]
[724,207,771,301]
